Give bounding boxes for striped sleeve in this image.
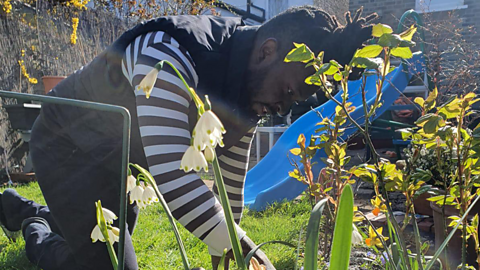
[213,128,256,224]
[122,31,245,256]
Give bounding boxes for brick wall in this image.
[349,0,480,47]
[349,0,480,98]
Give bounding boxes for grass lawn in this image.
[0,182,311,270]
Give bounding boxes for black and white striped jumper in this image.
[122,31,256,256]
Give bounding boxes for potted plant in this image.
[402,89,480,268]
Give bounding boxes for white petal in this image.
[91,225,105,243]
[136,200,147,209]
[126,175,136,193]
[102,208,117,224]
[191,149,208,172]
[108,227,120,244]
[142,186,158,203]
[180,146,197,172]
[193,130,210,151]
[130,185,144,204]
[203,111,225,134]
[351,225,363,246]
[137,69,159,98]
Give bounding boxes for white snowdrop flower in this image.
[108,226,120,244]
[91,225,104,243]
[102,208,117,224]
[126,175,137,194]
[136,199,147,209]
[180,145,208,172]
[204,146,215,162]
[193,110,226,150]
[130,185,144,205]
[142,186,158,204]
[351,225,363,246]
[137,68,159,99]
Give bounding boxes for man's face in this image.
[247,59,319,117]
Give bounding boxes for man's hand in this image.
[211,235,275,270]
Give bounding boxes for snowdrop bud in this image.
[351,225,363,246]
[102,208,118,224]
[142,186,158,204]
[205,146,215,162]
[180,146,208,172]
[130,185,144,205]
[126,175,136,193]
[91,225,104,243]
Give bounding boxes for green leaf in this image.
[290,148,302,156]
[414,97,425,108]
[427,195,447,202]
[329,185,354,270]
[415,113,436,125]
[334,73,342,81]
[400,25,417,41]
[378,33,402,48]
[217,249,228,270]
[329,60,343,69]
[351,57,382,69]
[285,43,314,63]
[372,23,393,37]
[425,87,438,111]
[355,45,383,58]
[399,39,416,47]
[304,75,322,86]
[398,128,413,140]
[304,198,328,270]
[244,241,295,268]
[391,47,413,59]
[210,158,246,269]
[318,63,339,75]
[423,115,445,134]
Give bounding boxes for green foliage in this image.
[303,198,328,270]
[130,163,191,270]
[404,90,480,268]
[284,43,314,63]
[329,185,354,270]
[0,182,311,270]
[284,21,456,270]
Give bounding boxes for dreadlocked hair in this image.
[256,6,378,71]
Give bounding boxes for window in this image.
[415,0,468,13]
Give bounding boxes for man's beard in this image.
[245,61,278,115]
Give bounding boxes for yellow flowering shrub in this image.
[1,0,12,13]
[66,0,90,10]
[18,60,38,84]
[70,17,79,45]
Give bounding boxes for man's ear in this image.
[257,38,278,67]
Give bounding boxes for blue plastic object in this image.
[244,53,426,211]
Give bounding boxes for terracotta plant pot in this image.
[431,201,480,268]
[414,192,433,216]
[42,76,66,94]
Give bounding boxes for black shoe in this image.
[21,217,51,239]
[0,191,21,241]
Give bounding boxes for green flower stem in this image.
[129,164,190,270]
[212,156,246,270]
[96,201,118,270]
[155,61,205,114]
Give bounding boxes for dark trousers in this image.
[25,117,140,270]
